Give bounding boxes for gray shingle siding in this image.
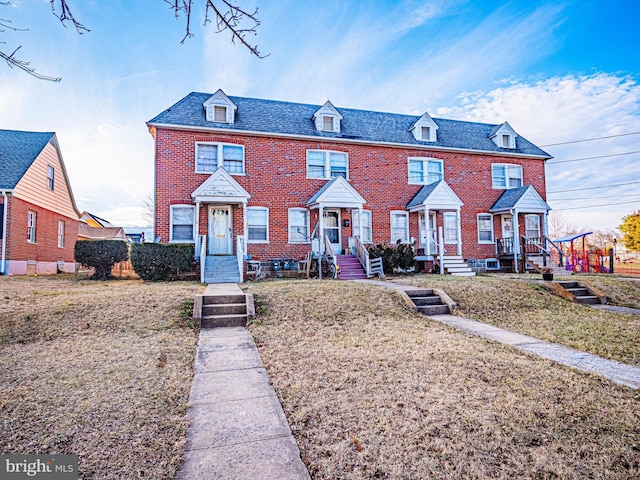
[148,92,551,158]
[0,130,54,189]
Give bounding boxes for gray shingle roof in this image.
[148,92,551,158]
[406,181,443,208]
[0,129,54,189]
[490,186,530,210]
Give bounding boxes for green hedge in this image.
[367,241,415,275]
[75,240,129,280]
[130,243,195,281]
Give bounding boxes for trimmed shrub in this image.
[367,241,415,275]
[131,243,194,281]
[75,240,129,280]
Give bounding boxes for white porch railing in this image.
[438,227,445,274]
[236,235,246,283]
[198,235,207,283]
[354,235,371,277]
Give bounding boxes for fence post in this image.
[609,248,614,274]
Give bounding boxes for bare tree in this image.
[141,191,155,228]
[1,0,264,81]
[548,212,576,239]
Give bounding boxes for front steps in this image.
[436,256,476,277]
[194,286,255,328]
[203,255,241,284]
[336,254,367,280]
[404,289,453,315]
[555,281,606,305]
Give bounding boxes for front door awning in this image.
[489,185,550,214]
[407,180,463,212]
[307,176,366,209]
[191,167,251,204]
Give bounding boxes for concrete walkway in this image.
[359,280,640,389]
[176,326,310,477]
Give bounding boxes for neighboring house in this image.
[80,211,115,228]
[77,222,127,241]
[0,129,80,275]
[147,90,552,282]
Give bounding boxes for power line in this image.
[540,131,640,147]
[546,150,640,165]
[547,180,640,194]
[553,199,640,211]
[549,192,640,201]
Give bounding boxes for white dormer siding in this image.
[490,122,518,149]
[203,89,238,124]
[313,101,343,133]
[410,112,438,142]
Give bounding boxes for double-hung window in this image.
[477,214,494,244]
[46,165,55,191]
[390,211,409,244]
[352,210,372,243]
[288,209,309,243]
[408,158,443,184]
[58,221,65,248]
[170,205,195,242]
[27,211,36,243]
[306,150,348,179]
[247,207,269,243]
[525,214,540,239]
[196,143,245,175]
[491,164,522,189]
[444,212,458,243]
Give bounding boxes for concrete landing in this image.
[176,327,310,479]
[358,279,640,389]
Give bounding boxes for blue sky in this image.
[1,0,639,234]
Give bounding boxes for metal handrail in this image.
[543,234,564,267]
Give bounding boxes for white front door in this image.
[323,209,342,254]
[209,206,232,255]
[419,211,438,255]
[501,215,514,254]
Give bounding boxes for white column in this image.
[358,207,363,240]
[456,208,462,256]
[243,202,248,242]
[424,205,430,256]
[318,204,324,255]
[194,201,201,259]
[513,210,520,272]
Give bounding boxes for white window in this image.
[196,143,244,175]
[421,126,431,141]
[322,116,335,132]
[214,105,227,122]
[492,164,522,189]
[247,207,269,243]
[352,210,372,243]
[502,134,511,148]
[58,221,65,248]
[170,205,195,242]
[408,158,443,185]
[525,214,540,239]
[288,209,310,243]
[477,214,494,244]
[390,211,409,244]
[47,165,55,191]
[306,150,348,179]
[444,212,458,244]
[27,211,36,243]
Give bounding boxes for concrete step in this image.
[201,314,248,328]
[202,303,247,316]
[417,304,450,315]
[410,296,443,306]
[565,288,590,296]
[576,296,601,305]
[203,294,246,304]
[406,289,435,296]
[451,272,476,277]
[339,273,368,280]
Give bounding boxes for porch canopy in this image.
[307,176,366,250]
[489,185,551,271]
[407,180,464,256]
[191,167,251,247]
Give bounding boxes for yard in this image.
[1,274,639,479]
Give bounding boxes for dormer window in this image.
[410,112,438,142]
[203,89,237,124]
[490,122,518,149]
[313,101,343,134]
[214,106,227,122]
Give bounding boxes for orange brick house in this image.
[147,90,552,282]
[0,130,80,275]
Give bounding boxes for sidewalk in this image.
[359,280,640,389]
[175,326,310,479]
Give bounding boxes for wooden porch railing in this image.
[354,235,370,277]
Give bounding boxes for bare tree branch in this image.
[49,0,89,34]
[0,46,61,81]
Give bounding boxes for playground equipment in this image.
[553,231,611,274]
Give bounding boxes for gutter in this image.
[146,122,553,161]
[1,189,11,275]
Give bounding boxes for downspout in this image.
[1,191,8,275]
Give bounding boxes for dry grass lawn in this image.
[0,276,202,479]
[246,279,640,479]
[391,274,640,366]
